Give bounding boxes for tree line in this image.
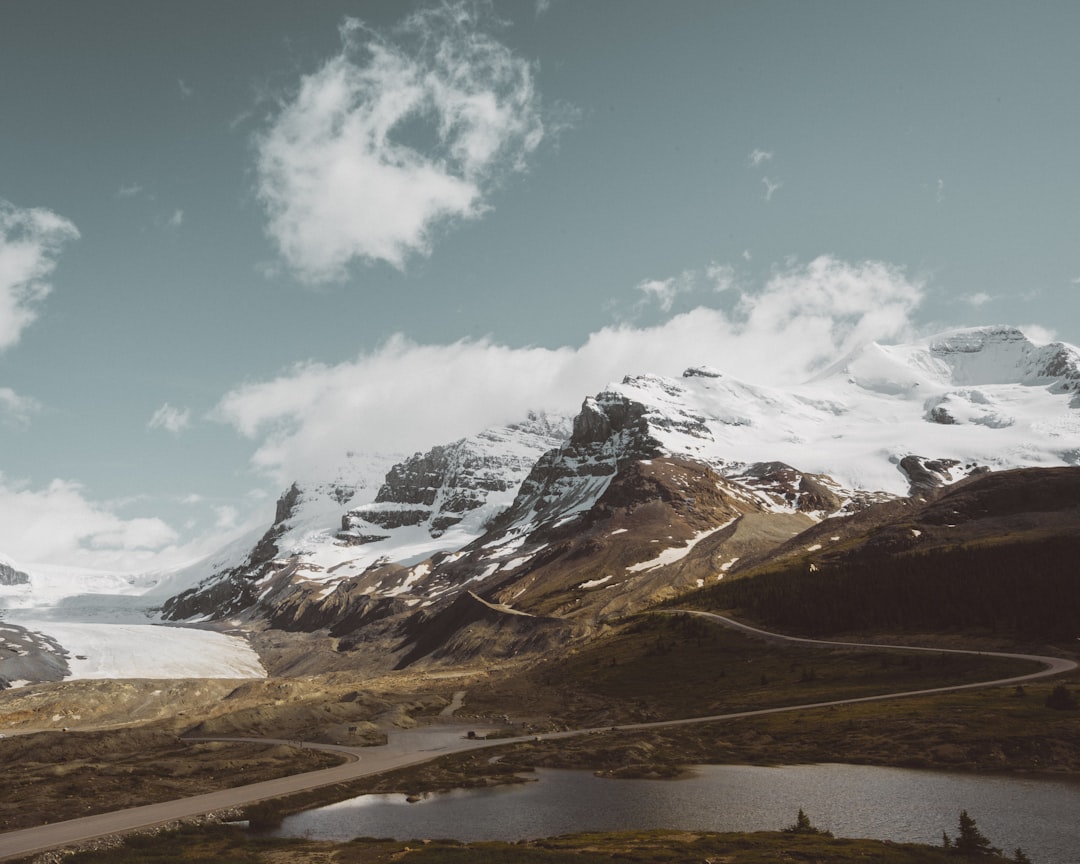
[700,537,1080,639]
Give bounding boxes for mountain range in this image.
[4,325,1080,681]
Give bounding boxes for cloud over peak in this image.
[255,1,547,281]
[216,255,924,484]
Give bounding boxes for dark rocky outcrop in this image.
[0,563,30,586]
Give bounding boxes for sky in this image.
[2,0,1079,575]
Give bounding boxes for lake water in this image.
[263,763,1080,863]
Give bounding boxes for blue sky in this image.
[2,0,1079,573]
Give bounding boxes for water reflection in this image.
[264,764,1080,864]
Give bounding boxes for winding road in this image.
[0,613,1074,861]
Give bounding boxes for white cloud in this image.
[635,270,696,312]
[962,292,992,307]
[168,209,184,228]
[1070,276,1080,285]
[0,199,79,351]
[936,178,945,204]
[148,403,191,434]
[178,78,194,99]
[762,176,782,202]
[254,2,546,281]
[180,493,204,505]
[214,505,239,530]
[1020,324,1057,345]
[215,255,924,484]
[706,263,736,293]
[0,475,178,569]
[748,148,773,167]
[0,387,40,424]
[0,474,272,575]
[535,0,552,15]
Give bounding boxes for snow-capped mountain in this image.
[161,412,572,622]
[10,325,1080,679]
[158,326,1080,667]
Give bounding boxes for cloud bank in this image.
[216,256,925,483]
[255,1,546,281]
[0,476,177,570]
[0,199,80,351]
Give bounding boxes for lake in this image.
[261,763,1080,863]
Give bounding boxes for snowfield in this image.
[2,326,1078,681]
[9,619,265,680]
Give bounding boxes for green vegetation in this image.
[0,731,342,832]
[49,823,1034,864]
[503,613,1042,725]
[693,537,1080,638]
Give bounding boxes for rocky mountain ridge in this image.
[156,326,1080,673]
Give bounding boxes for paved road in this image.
[1,614,1075,861]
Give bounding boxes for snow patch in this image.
[14,620,265,680]
[626,521,735,573]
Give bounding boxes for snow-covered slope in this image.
[597,325,1080,497]
[475,326,1080,547]
[9,326,1080,679]
[161,412,572,622]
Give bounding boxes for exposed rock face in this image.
[0,563,29,586]
[157,326,1080,672]
[162,482,313,621]
[341,412,571,541]
[162,415,570,630]
[729,462,845,514]
[899,455,987,494]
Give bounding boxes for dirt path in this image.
[1,615,1074,861]
[439,690,466,718]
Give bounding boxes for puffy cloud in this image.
[0,387,40,424]
[635,270,696,312]
[0,475,274,574]
[1019,324,1057,345]
[962,292,992,307]
[167,209,184,228]
[706,263,736,293]
[216,255,924,483]
[0,476,178,569]
[214,505,239,530]
[254,2,546,281]
[148,403,191,434]
[0,199,79,351]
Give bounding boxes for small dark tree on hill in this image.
[783,808,831,837]
[1045,684,1077,710]
[944,810,1000,856]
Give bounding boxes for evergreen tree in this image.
[782,808,831,836]
[1045,684,1077,710]
[951,810,999,856]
